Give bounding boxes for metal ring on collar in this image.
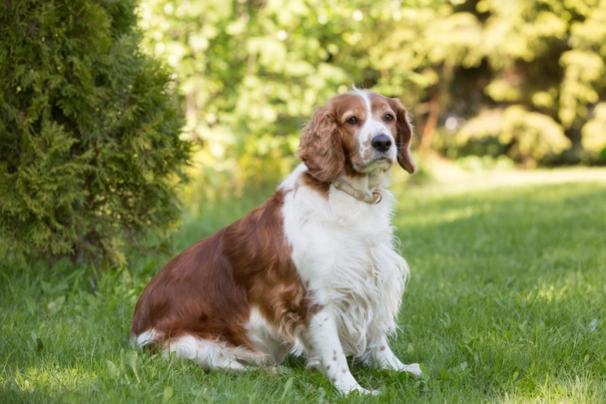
[371,191,382,204]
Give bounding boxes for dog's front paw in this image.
[349,386,380,396]
[402,363,423,377]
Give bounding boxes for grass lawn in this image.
[1,167,606,403]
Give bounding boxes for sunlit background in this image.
[138,0,606,201]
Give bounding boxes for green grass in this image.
[2,168,606,403]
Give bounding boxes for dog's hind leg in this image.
[165,335,266,371]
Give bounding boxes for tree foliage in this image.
[0,0,190,267]
[139,0,606,187]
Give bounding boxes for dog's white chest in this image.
[280,181,409,357]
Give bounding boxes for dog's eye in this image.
[384,113,395,122]
[346,116,358,125]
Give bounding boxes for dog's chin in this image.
[355,157,394,174]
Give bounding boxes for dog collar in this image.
[332,178,382,205]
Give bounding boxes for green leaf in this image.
[162,386,174,403]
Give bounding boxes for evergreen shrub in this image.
[0,0,190,267]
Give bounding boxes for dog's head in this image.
[298,90,416,183]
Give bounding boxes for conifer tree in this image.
[0,0,190,267]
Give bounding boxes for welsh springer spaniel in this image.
[131,89,422,395]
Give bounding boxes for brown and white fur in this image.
[130,89,421,395]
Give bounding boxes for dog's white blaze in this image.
[352,89,396,164]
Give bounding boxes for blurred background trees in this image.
[140,0,606,201]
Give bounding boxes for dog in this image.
[130,89,422,395]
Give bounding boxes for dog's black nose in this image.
[371,134,392,152]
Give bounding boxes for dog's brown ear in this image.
[298,105,345,183]
[389,98,417,174]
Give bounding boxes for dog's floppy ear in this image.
[297,105,345,183]
[389,98,417,174]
